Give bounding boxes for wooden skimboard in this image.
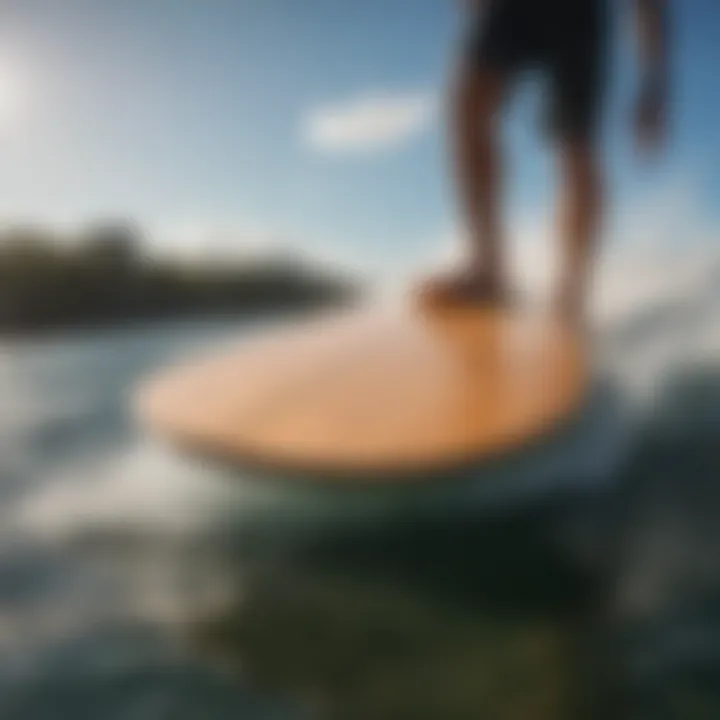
[137,305,589,481]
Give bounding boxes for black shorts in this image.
[465,0,609,142]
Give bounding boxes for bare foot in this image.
[415,267,510,310]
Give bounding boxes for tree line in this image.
[0,223,359,333]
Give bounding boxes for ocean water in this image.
[1,266,720,719]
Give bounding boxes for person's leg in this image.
[419,2,531,307]
[556,139,603,323]
[418,64,508,306]
[451,64,508,290]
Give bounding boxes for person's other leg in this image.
[549,0,609,324]
[556,140,603,323]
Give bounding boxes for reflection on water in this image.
[0,312,719,718]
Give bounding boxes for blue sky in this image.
[0,0,717,273]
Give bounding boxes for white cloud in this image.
[303,89,436,155]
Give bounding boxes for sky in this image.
[0,0,717,277]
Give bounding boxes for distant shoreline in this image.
[0,223,361,338]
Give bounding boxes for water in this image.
[1,281,720,719]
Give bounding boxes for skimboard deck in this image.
[137,305,589,481]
